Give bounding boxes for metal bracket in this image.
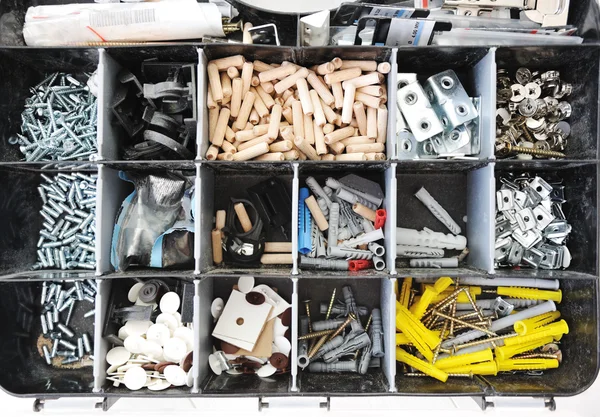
[397,82,444,142]
[424,69,478,130]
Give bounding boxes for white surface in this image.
[1,377,598,416]
[235,0,353,14]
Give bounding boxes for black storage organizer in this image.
[0,0,598,409]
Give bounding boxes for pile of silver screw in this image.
[9,72,98,162]
[40,280,96,367]
[496,68,572,159]
[495,174,572,269]
[35,173,97,270]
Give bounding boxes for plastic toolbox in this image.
[0,0,598,411]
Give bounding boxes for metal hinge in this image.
[473,396,556,411]
[258,397,330,411]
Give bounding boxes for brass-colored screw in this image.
[325,289,336,320]
[454,332,518,351]
[505,143,565,158]
[405,372,473,379]
[514,352,562,362]
[308,335,329,359]
[303,300,313,333]
[433,310,497,336]
[522,127,534,142]
[328,313,356,341]
[298,329,334,340]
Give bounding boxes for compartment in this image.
[95,276,195,395]
[495,45,600,160]
[395,47,494,161]
[395,161,494,276]
[494,161,598,277]
[0,279,96,395]
[199,163,294,275]
[0,48,99,163]
[295,277,394,394]
[197,275,293,395]
[98,164,197,276]
[99,47,200,162]
[297,163,392,275]
[0,165,98,279]
[394,276,598,397]
[199,45,395,161]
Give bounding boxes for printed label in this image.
[90,9,156,27]
[386,19,436,46]
[368,7,414,18]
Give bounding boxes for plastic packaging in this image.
[433,29,583,47]
[23,1,224,46]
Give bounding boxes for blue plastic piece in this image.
[299,187,312,255]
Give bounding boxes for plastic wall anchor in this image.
[370,309,384,357]
[397,227,467,250]
[317,197,329,217]
[342,286,363,333]
[410,258,458,268]
[298,188,312,255]
[414,277,559,290]
[442,301,557,348]
[348,260,373,271]
[312,335,344,361]
[300,256,348,270]
[336,188,378,210]
[328,203,340,249]
[434,348,493,370]
[497,286,562,303]
[504,320,569,346]
[323,332,370,363]
[306,176,332,208]
[325,177,383,207]
[396,245,444,258]
[312,318,346,332]
[337,226,352,241]
[297,316,310,369]
[399,277,413,308]
[340,228,384,248]
[372,256,385,271]
[395,304,439,361]
[339,201,363,236]
[410,277,453,319]
[362,218,375,233]
[396,348,448,382]
[328,246,373,260]
[368,242,385,257]
[495,336,555,361]
[456,298,541,311]
[374,209,386,230]
[357,346,372,375]
[443,360,498,376]
[308,360,357,373]
[414,187,461,235]
[495,358,559,372]
[514,311,561,335]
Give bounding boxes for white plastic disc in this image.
[274,336,291,356]
[164,365,187,387]
[256,363,277,378]
[106,347,131,366]
[156,313,179,333]
[159,292,180,314]
[148,379,171,391]
[124,335,147,354]
[208,353,222,375]
[186,365,195,388]
[123,366,147,391]
[163,338,187,362]
[211,298,225,319]
[273,318,288,337]
[127,283,145,303]
[146,323,171,346]
[118,326,130,341]
[142,341,164,360]
[124,320,152,337]
[173,327,194,351]
[237,276,255,294]
[173,312,182,326]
